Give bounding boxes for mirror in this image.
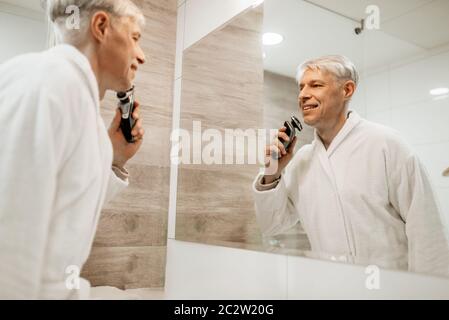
[176,0,449,279]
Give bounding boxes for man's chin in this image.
[302,115,314,126]
[116,81,133,92]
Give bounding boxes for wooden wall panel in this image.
[176,7,264,245]
[176,166,262,244]
[81,0,177,289]
[82,246,166,289]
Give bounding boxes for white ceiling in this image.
[263,0,449,78]
[305,0,435,23]
[3,0,447,78]
[307,0,449,49]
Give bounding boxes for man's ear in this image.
[90,11,110,43]
[343,80,356,100]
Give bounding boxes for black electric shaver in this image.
[280,115,303,151]
[117,86,136,143]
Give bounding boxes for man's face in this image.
[98,16,146,92]
[298,68,348,131]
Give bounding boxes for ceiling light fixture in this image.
[263,32,284,46]
[430,87,449,96]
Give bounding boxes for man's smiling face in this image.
[298,68,348,131]
[97,15,146,92]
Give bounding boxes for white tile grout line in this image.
[167,2,186,240]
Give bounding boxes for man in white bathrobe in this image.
[0,0,147,299]
[253,55,449,277]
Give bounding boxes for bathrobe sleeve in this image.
[252,156,301,236]
[0,86,76,299]
[104,166,129,204]
[388,145,449,277]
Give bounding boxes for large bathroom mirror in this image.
[176,0,449,279]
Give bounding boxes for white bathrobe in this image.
[253,111,449,277]
[0,45,128,299]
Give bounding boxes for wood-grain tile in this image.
[82,246,166,289]
[176,7,264,246]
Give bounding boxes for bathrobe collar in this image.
[48,44,100,112]
[311,110,362,257]
[313,110,362,157]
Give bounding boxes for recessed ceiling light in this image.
[263,52,266,59]
[430,87,449,96]
[263,32,283,46]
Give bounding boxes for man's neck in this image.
[316,110,349,150]
[75,43,106,100]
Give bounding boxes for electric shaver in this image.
[116,86,136,143]
[280,115,303,151]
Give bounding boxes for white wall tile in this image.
[390,50,449,108]
[414,142,449,189]
[364,71,390,116]
[366,109,392,127]
[165,240,288,299]
[184,0,260,50]
[391,97,449,145]
[350,79,366,117]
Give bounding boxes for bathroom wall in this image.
[81,0,177,289]
[362,47,449,225]
[175,5,264,245]
[0,3,46,63]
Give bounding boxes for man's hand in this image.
[263,127,297,184]
[108,100,145,168]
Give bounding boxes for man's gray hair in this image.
[44,0,145,45]
[296,55,359,86]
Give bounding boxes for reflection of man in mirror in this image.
[253,55,449,277]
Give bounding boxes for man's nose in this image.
[298,88,311,103]
[137,46,146,65]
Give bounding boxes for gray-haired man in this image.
[0,0,146,298]
[254,55,449,277]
